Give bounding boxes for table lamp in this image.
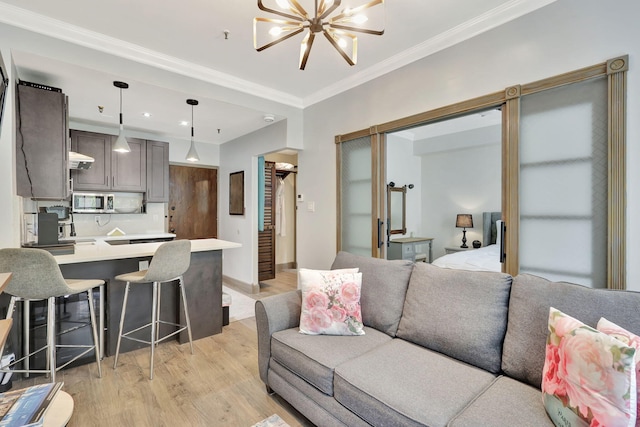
[456,214,473,248]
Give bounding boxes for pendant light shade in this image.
[186,99,200,162]
[113,81,131,153]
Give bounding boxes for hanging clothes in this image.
[275,177,286,236]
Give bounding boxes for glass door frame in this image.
[336,55,627,289]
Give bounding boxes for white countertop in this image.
[54,238,241,265]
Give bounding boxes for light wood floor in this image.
[11,271,312,427]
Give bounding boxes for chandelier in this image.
[253,0,385,70]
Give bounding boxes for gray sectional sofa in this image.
[255,251,640,427]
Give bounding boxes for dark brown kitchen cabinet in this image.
[15,83,70,199]
[71,130,146,192]
[145,140,169,202]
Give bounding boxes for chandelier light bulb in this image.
[338,37,347,48]
[269,26,283,36]
[275,0,290,9]
[351,14,368,25]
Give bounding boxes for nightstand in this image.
[388,237,434,263]
[445,246,476,254]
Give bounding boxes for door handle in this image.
[499,222,506,263]
[377,218,384,249]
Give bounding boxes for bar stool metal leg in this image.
[113,282,131,369]
[87,290,102,378]
[47,297,56,382]
[179,277,194,354]
[149,281,158,380]
[23,299,30,378]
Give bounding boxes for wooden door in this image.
[169,165,218,239]
[258,161,276,281]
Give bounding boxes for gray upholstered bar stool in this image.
[0,248,103,382]
[113,239,194,379]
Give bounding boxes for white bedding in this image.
[432,244,501,272]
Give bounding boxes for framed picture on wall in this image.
[229,171,245,215]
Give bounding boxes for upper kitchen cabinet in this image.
[71,130,146,192]
[145,140,169,203]
[16,83,70,199]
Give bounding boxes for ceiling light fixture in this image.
[185,99,200,162]
[254,0,385,70]
[112,81,131,153]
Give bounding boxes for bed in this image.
[432,212,502,272]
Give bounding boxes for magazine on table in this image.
[0,382,63,427]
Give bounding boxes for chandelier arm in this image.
[257,0,305,21]
[256,27,305,52]
[323,31,355,66]
[317,0,341,21]
[299,33,316,70]
[328,23,384,36]
[286,0,310,19]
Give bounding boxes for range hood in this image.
[69,151,94,169]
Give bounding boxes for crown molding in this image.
[302,0,557,107]
[0,2,304,109]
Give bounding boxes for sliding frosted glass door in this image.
[337,134,381,257]
[518,78,607,287]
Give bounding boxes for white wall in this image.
[421,142,501,258]
[218,120,293,287]
[296,0,640,291]
[385,134,422,239]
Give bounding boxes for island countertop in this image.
[54,238,241,265]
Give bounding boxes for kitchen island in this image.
[55,238,241,358]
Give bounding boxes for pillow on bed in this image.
[542,308,637,427]
[298,268,364,336]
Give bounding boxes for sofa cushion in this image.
[396,262,512,373]
[298,269,364,336]
[502,274,640,389]
[542,307,637,427]
[334,339,496,427]
[331,251,413,337]
[270,326,391,395]
[449,376,555,427]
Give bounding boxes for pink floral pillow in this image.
[542,307,637,427]
[598,318,640,427]
[298,269,364,336]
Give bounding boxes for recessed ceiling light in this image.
[180,120,189,126]
[142,112,152,118]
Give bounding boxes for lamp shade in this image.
[456,214,473,228]
[113,125,131,153]
[186,139,200,162]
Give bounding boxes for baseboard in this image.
[222,274,259,294]
[276,262,297,273]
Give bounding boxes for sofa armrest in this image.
[255,290,302,384]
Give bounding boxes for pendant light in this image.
[113,81,131,153]
[186,99,200,162]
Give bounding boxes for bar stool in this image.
[0,248,103,382]
[113,239,193,380]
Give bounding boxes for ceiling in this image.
[0,0,554,146]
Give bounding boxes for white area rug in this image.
[251,414,290,427]
[222,285,256,322]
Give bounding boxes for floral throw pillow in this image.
[298,269,364,336]
[542,307,637,427]
[598,318,640,427]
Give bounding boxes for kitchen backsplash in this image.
[22,198,167,239]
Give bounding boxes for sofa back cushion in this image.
[331,251,413,337]
[502,274,640,389]
[396,263,513,374]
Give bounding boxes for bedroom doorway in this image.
[384,108,502,265]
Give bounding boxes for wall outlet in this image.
[139,260,149,271]
[307,201,315,212]
[94,216,100,225]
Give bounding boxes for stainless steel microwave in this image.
[72,192,115,213]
